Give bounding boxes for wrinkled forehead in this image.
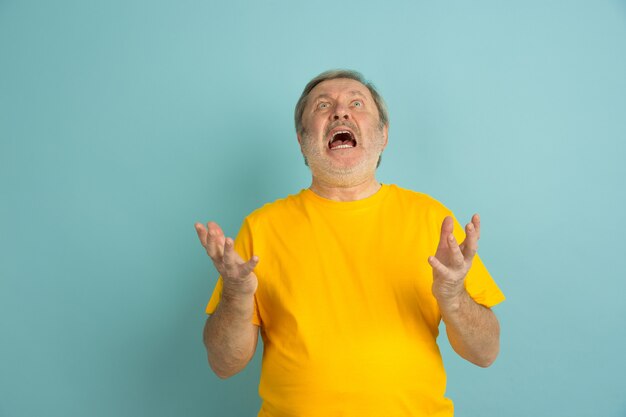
[307,78,374,102]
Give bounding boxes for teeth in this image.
[332,144,354,149]
[329,130,354,147]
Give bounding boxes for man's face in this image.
[297,78,388,184]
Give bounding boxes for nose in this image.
[332,104,350,121]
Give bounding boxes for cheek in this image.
[305,123,326,142]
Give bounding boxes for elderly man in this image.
[195,69,505,416]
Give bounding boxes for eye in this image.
[352,100,363,108]
[318,102,330,109]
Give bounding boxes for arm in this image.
[203,293,259,378]
[195,222,260,378]
[428,214,501,367]
[439,290,500,367]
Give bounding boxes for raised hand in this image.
[428,214,480,306]
[195,221,259,296]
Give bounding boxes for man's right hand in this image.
[194,221,259,297]
[196,221,260,378]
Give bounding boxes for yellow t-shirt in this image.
[206,184,505,417]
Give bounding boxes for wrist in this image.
[222,276,257,298]
[436,289,469,314]
[222,286,255,303]
[220,286,255,315]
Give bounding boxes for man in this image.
[195,69,505,416]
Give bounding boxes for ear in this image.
[381,124,389,150]
[297,132,303,146]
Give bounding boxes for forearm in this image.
[438,290,500,367]
[203,291,258,378]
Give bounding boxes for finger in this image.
[437,216,455,250]
[206,222,225,259]
[222,237,238,268]
[238,255,260,278]
[428,255,448,275]
[194,223,208,247]
[472,213,481,240]
[461,221,478,261]
[447,233,465,268]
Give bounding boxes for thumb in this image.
[428,255,448,275]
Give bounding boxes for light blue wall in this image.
[1,1,625,416]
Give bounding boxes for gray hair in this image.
[294,69,389,135]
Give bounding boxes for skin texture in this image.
[297,78,388,200]
[197,77,500,378]
[429,214,500,367]
[195,222,259,378]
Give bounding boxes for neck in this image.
[309,176,382,201]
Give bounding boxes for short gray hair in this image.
[294,69,389,134]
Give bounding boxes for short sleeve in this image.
[205,218,261,326]
[451,215,505,308]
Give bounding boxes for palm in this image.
[194,221,259,295]
[429,214,480,302]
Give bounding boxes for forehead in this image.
[308,78,373,100]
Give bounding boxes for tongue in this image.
[330,139,354,149]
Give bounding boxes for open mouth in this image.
[328,130,357,150]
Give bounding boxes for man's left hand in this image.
[428,214,480,309]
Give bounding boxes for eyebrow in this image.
[312,91,368,101]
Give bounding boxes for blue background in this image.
[2,1,625,416]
